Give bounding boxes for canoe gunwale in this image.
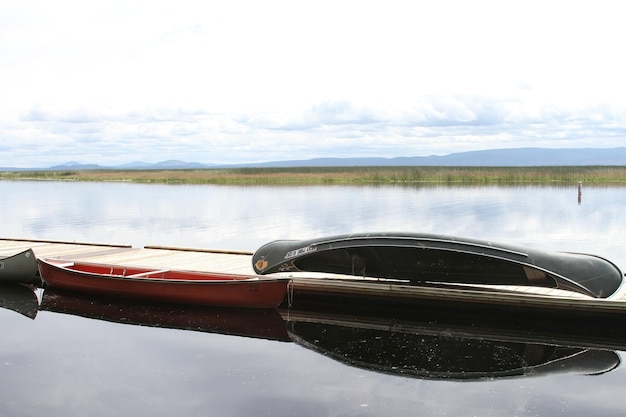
[40,259,283,284]
[293,234,530,259]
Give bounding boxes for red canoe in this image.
[38,259,290,308]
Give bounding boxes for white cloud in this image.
[1,0,626,167]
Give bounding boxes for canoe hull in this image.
[38,259,289,308]
[0,249,39,284]
[252,233,624,298]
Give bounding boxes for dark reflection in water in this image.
[35,286,622,382]
[0,284,39,319]
[287,318,620,381]
[2,283,626,416]
[39,287,291,342]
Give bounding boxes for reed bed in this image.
[2,166,626,185]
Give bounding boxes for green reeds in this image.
[1,166,626,185]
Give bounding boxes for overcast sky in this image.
[1,0,625,167]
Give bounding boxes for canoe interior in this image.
[38,259,289,309]
[291,246,551,286]
[56,261,251,282]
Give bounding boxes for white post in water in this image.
[577,181,582,205]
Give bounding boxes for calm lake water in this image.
[2,180,626,416]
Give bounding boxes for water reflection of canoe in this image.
[41,288,291,342]
[253,233,624,298]
[38,258,289,308]
[285,309,621,381]
[0,283,39,319]
[0,248,39,284]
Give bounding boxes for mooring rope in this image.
[287,279,294,308]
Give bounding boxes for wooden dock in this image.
[0,238,256,275]
[3,238,626,320]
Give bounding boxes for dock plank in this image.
[66,248,255,275]
[0,239,133,258]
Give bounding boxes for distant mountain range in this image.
[3,147,626,171]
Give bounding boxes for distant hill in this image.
[48,162,106,170]
[389,147,626,167]
[2,147,625,171]
[116,160,213,169]
[228,147,626,167]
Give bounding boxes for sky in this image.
[1,0,625,167]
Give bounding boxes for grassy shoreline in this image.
[2,166,626,185]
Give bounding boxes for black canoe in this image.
[252,233,624,298]
[0,248,39,284]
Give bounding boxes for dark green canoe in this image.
[252,233,624,298]
[0,248,39,284]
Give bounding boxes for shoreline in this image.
[1,166,626,185]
